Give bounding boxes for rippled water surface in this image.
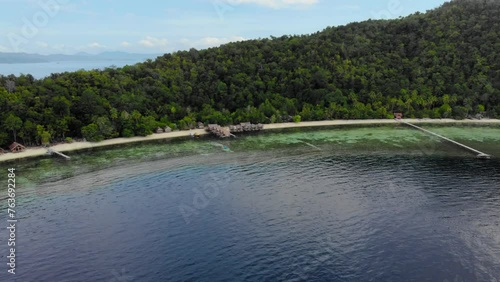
[0,125,499,281]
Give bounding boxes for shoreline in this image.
[1,118,499,163]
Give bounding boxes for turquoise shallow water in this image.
[5,124,500,186]
[0,125,499,281]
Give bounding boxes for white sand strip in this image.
[262,118,500,130]
[0,129,208,163]
[1,119,499,163]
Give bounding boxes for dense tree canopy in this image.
[1,0,499,146]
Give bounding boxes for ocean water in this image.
[0,125,499,281]
[0,60,144,79]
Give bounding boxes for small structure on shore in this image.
[9,142,26,153]
[0,148,6,155]
[156,127,164,134]
[190,130,202,138]
[207,124,232,138]
[197,122,205,129]
[164,126,172,133]
[207,122,263,138]
[228,122,264,133]
[394,112,403,119]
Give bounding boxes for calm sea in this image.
[0,125,499,281]
[0,60,144,79]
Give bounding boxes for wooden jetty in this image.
[228,122,264,133]
[207,123,264,138]
[398,120,492,159]
[47,148,71,160]
[207,124,233,138]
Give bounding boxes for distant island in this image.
[0,51,161,64]
[0,0,499,149]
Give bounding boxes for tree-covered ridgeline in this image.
[1,0,499,146]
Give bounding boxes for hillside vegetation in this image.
[1,0,499,146]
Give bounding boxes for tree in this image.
[19,120,37,146]
[81,124,103,142]
[258,99,277,119]
[136,116,157,136]
[477,104,485,113]
[41,131,51,146]
[4,114,23,142]
[452,106,468,120]
[94,116,116,139]
[1,0,500,143]
[54,118,69,139]
[439,104,452,118]
[177,115,195,131]
[5,80,15,93]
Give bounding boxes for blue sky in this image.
[0,0,448,55]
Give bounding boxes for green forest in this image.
[1,0,499,146]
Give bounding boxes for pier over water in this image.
[47,148,71,160]
[398,120,492,159]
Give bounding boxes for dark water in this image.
[0,126,499,281]
[1,152,500,281]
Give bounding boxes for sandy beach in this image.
[1,118,499,163]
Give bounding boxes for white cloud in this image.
[121,41,131,47]
[226,0,318,9]
[138,36,168,48]
[0,45,10,52]
[88,42,106,49]
[176,36,247,50]
[52,44,68,51]
[36,41,49,48]
[198,36,246,48]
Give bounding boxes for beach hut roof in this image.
[9,142,25,150]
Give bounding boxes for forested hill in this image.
[1,0,499,146]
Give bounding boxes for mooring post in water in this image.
[398,120,492,159]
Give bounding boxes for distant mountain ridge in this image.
[0,51,160,64]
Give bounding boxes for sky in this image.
[0,0,449,55]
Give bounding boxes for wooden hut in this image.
[9,142,26,153]
[228,123,264,133]
[164,126,172,133]
[206,124,232,138]
[156,127,164,134]
[394,112,403,119]
[207,124,219,131]
[240,122,251,131]
[197,122,205,129]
